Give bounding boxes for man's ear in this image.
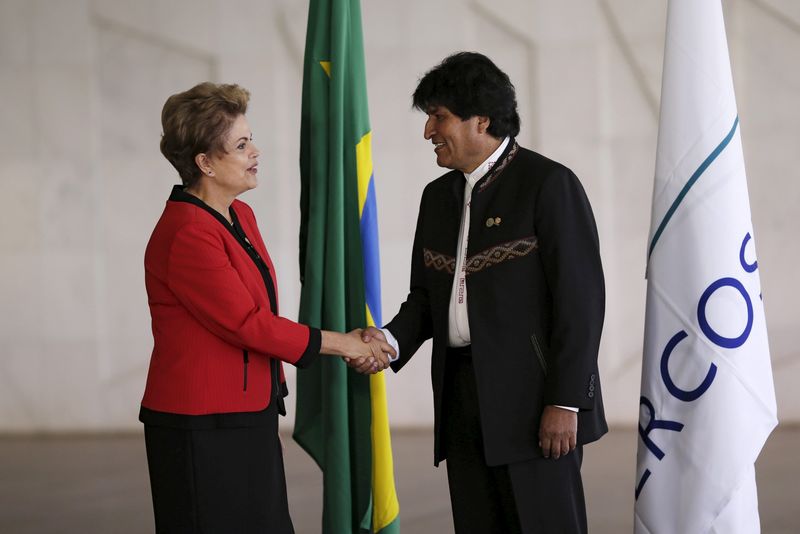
[476,115,491,134]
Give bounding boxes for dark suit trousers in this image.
[442,347,588,534]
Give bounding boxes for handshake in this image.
[338,327,395,375]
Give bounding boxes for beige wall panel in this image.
[0,0,797,431]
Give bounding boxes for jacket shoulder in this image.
[150,202,227,253]
[421,169,461,198]
[162,201,220,230]
[513,145,574,177]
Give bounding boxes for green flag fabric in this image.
[294,0,399,532]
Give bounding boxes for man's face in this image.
[423,106,487,174]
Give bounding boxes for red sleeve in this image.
[166,220,320,366]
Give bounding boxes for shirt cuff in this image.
[381,328,400,362]
[553,404,579,413]
[295,327,321,368]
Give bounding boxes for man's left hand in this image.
[538,405,577,459]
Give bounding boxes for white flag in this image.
[635,1,777,533]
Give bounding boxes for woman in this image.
[139,82,393,533]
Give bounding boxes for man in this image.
[359,52,607,533]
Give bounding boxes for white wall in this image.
[0,0,797,432]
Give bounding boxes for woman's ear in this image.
[195,153,214,176]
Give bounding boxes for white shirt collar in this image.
[463,136,510,188]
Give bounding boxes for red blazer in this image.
[141,186,320,415]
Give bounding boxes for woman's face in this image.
[208,114,260,195]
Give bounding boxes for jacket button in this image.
[590,374,596,380]
[588,391,594,398]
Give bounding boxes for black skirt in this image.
[143,402,294,533]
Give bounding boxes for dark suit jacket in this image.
[385,140,607,467]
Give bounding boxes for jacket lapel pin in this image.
[486,216,502,228]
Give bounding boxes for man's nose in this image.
[423,118,434,140]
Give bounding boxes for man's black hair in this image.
[412,51,520,138]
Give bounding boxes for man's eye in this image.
[238,143,246,149]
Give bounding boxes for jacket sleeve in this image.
[386,191,434,372]
[166,220,320,367]
[535,168,605,409]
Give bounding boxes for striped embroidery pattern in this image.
[477,142,520,192]
[423,248,456,274]
[464,236,538,275]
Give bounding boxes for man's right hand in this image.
[360,326,387,344]
[342,328,393,374]
[352,327,390,374]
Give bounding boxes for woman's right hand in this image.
[343,329,396,374]
[320,330,396,373]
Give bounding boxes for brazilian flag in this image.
[294,0,400,532]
